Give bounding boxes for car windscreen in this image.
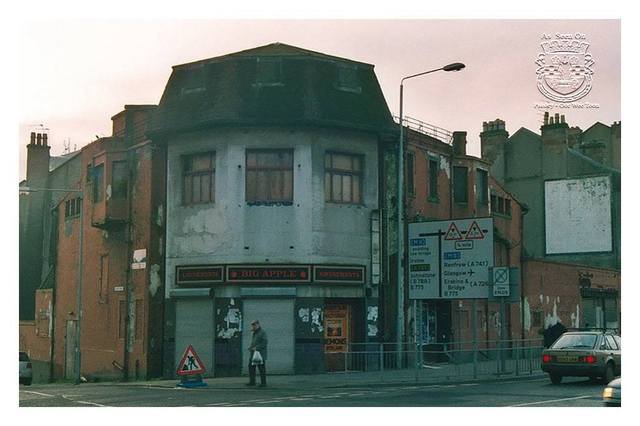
[550,334,597,349]
[19,352,29,362]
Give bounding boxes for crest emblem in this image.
[536,38,594,103]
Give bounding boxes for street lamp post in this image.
[20,186,84,384]
[396,63,465,356]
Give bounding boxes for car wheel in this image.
[24,378,32,386]
[550,373,562,385]
[602,363,614,384]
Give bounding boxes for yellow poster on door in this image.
[324,304,349,353]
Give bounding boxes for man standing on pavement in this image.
[247,320,268,387]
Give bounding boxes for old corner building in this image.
[149,43,397,376]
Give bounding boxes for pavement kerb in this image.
[105,372,547,390]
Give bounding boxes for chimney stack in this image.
[452,131,467,156]
[480,118,508,165]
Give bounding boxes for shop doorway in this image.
[324,299,365,371]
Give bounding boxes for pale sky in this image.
[19,20,620,179]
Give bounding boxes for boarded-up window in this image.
[246,150,293,203]
[182,152,215,205]
[325,152,363,205]
[111,161,128,199]
[453,166,468,203]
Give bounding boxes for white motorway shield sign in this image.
[408,218,494,299]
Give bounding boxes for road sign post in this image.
[408,218,494,300]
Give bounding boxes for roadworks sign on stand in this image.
[176,344,207,388]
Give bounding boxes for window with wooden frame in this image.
[505,199,512,217]
[64,197,82,219]
[245,149,293,204]
[324,152,363,205]
[182,152,215,205]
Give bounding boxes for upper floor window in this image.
[64,197,82,219]
[92,163,104,203]
[453,166,468,203]
[336,64,361,93]
[111,161,128,199]
[182,152,215,205]
[246,150,293,204]
[491,194,512,217]
[428,156,439,201]
[476,169,488,205]
[325,152,363,205]
[255,58,282,86]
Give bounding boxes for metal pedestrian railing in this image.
[324,339,545,384]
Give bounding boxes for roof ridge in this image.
[173,42,373,70]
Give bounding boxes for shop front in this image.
[171,264,370,377]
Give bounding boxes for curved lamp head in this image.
[443,62,466,72]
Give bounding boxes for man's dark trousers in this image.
[248,361,266,385]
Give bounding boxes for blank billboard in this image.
[545,176,612,254]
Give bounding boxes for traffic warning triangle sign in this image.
[444,222,463,240]
[176,344,206,376]
[466,221,485,239]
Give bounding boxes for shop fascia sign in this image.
[175,264,365,286]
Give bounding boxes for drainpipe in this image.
[519,206,528,341]
[123,147,136,380]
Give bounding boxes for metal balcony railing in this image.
[393,115,454,144]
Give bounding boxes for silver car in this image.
[541,331,621,384]
[19,352,32,386]
[603,378,621,406]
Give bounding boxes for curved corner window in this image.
[325,152,363,205]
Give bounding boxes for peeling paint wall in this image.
[165,127,378,298]
[149,264,161,297]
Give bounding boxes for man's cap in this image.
[251,320,260,325]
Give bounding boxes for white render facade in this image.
[164,126,381,376]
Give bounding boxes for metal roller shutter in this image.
[242,298,295,375]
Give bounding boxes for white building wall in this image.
[164,127,379,297]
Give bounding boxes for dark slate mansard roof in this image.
[149,43,397,137]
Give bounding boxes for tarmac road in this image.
[19,375,611,407]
